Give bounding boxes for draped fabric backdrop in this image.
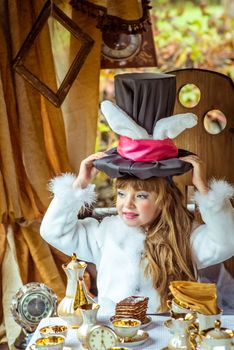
[0,0,145,346]
[0,0,72,344]
[0,0,101,345]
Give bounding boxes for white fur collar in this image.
[100,215,145,254]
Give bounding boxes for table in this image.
[27,315,234,350]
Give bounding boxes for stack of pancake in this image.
[114,296,149,323]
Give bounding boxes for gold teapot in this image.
[57,253,95,327]
[190,320,234,350]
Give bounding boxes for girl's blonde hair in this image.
[116,177,196,312]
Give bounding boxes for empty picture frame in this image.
[13,0,94,107]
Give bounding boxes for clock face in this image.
[88,325,118,350]
[101,32,142,61]
[10,282,57,333]
[21,292,52,323]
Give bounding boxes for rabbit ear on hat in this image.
[95,73,198,179]
[100,100,150,140]
[153,113,198,140]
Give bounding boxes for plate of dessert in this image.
[111,295,151,329]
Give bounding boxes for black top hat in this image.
[94,73,197,179]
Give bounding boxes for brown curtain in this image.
[0,1,73,341]
[0,0,146,345]
[0,0,100,344]
[61,4,102,171]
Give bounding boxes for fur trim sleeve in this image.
[194,179,234,212]
[48,173,96,208]
[191,179,234,269]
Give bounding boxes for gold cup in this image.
[30,336,65,350]
[39,325,68,338]
[167,298,191,314]
[112,318,141,341]
[197,307,223,332]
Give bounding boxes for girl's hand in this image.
[73,152,107,189]
[179,155,209,195]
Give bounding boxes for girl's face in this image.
[116,187,157,228]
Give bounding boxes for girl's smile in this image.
[116,188,157,228]
[123,212,139,220]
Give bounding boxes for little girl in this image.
[40,151,234,313]
[40,73,234,314]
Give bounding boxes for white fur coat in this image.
[40,174,234,315]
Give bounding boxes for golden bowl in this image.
[39,325,68,338]
[30,336,66,350]
[112,318,141,340]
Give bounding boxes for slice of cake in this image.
[115,296,149,323]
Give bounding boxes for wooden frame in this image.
[13,0,94,107]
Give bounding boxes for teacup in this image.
[39,325,68,338]
[167,298,191,314]
[112,318,141,341]
[30,336,65,350]
[197,308,223,332]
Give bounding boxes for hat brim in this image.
[93,148,195,179]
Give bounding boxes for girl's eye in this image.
[117,191,125,198]
[136,193,149,199]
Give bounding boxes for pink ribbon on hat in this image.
[117,136,178,162]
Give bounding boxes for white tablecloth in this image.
[27,315,234,350]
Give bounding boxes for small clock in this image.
[87,325,119,350]
[11,282,57,332]
[101,32,142,61]
[11,282,57,349]
[101,23,157,69]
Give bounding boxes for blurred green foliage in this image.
[178,83,201,108]
[152,0,234,78]
[95,0,234,200]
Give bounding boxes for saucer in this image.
[110,315,152,329]
[119,330,149,347]
[141,315,152,328]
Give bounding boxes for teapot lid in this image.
[202,320,234,340]
[65,253,87,270]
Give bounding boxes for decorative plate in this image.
[119,330,149,347]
